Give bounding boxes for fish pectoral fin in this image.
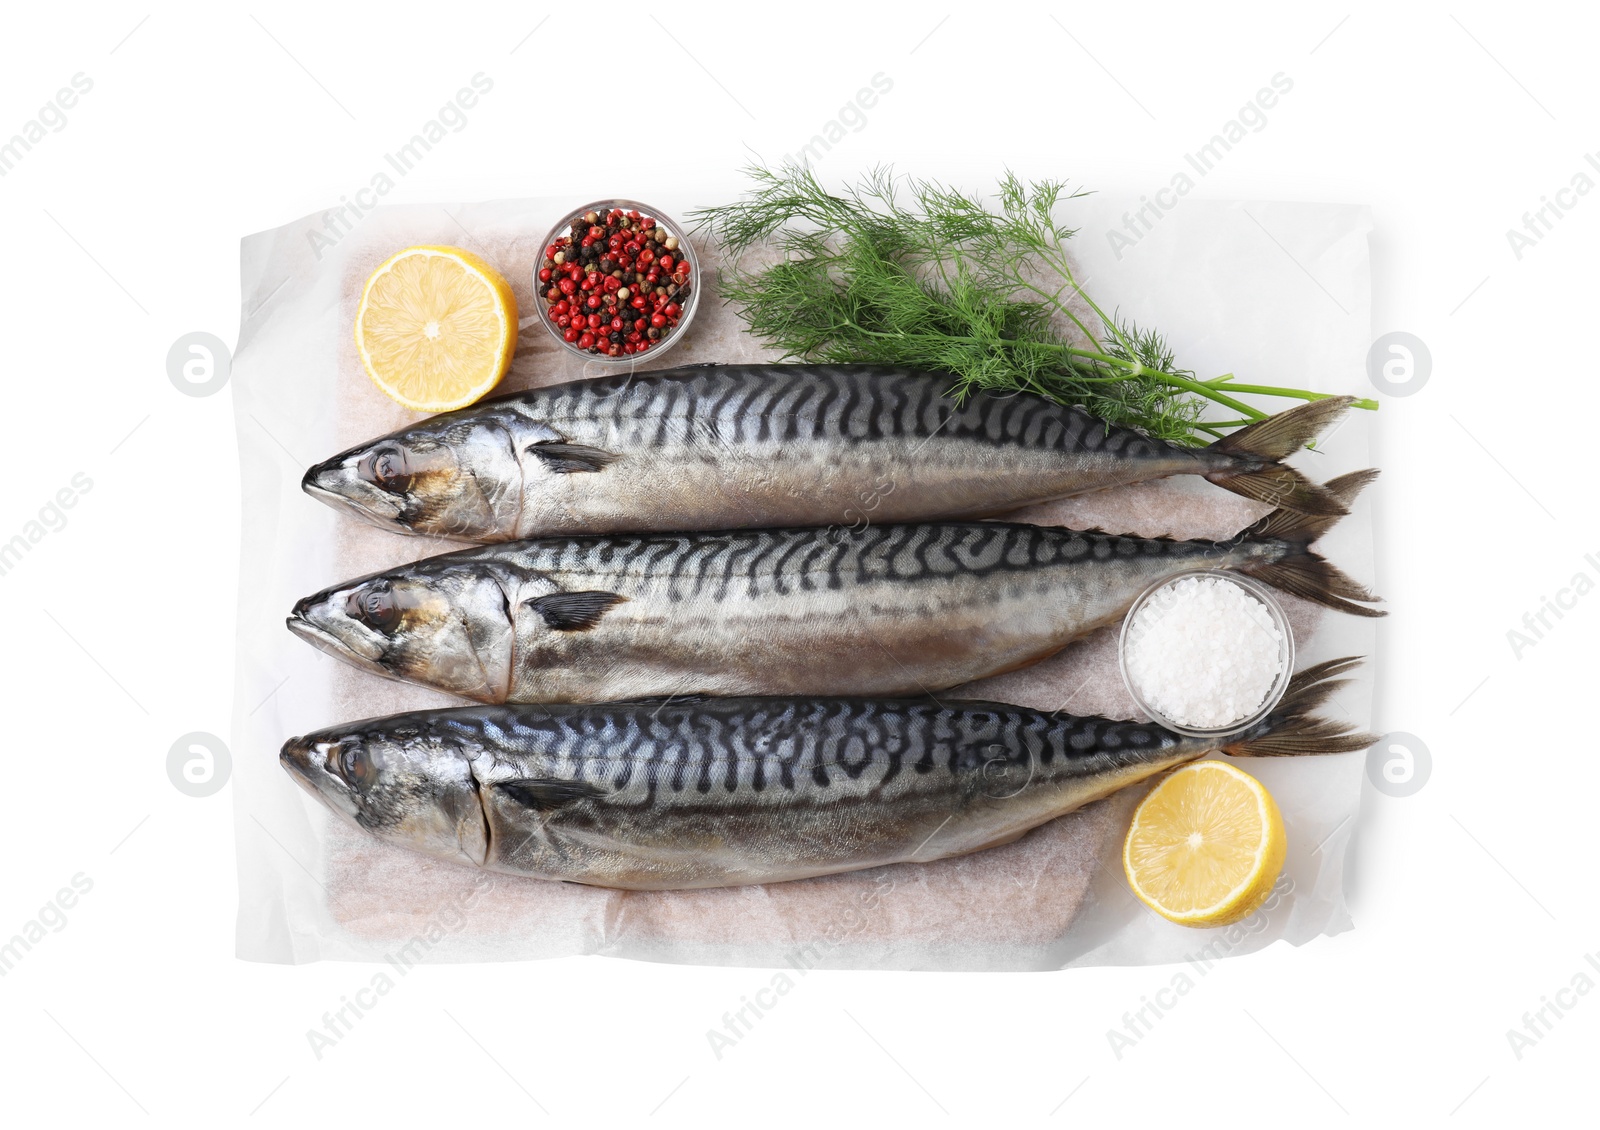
[610,693,711,707]
[494,778,609,810]
[526,590,628,631]
[526,441,618,473]
[934,826,1033,860]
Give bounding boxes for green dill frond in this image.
[691,166,1370,445]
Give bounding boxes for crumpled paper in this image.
[231,192,1377,968]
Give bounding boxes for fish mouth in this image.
[300,476,346,506]
[285,611,344,652]
[285,608,391,677]
[279,737,356,816]
[301,461,404,523]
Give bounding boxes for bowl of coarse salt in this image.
[1118,570,1295,739]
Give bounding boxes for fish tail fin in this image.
[1203,396,1357,515]
[1222,657,1377,757]
[1236,469,1386,618]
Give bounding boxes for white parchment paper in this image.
[230,192,1377,968]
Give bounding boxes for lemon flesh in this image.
[1123,760,1287,928]
[354,245,517,412]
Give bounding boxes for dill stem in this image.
[1064,350,1268,420]
[1205,382,1379,411]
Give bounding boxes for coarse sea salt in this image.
[1123,574,1286,731]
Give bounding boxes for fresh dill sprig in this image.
[691,165,1376,445]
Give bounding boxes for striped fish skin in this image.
[280,662,1372,889]
[280,696,1202,888]
[287,522,1283,704]
[302,365,1347,542]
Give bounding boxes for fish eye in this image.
[361,447,413,494]
[329,744,377,790]
[347,584,401,633]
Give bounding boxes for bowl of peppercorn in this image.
[535,200,699,364]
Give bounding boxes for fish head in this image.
[302,416,523,539]
[288,566,513,703]
[280,721,488,866]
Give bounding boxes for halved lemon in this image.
[1123,760,1287,928]
[354,245,517,412]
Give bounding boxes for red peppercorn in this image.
[544,205,690,353]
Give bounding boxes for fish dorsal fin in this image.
[526,441,618,473]
[494,778,608,810]
[525,590,628,631]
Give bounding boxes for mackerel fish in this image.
[302,364,1357,542]
[279,659,1374,889]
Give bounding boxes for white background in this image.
[0,1,1590,1125]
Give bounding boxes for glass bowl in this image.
[533,199,700,367]
[1117,569,1295,740]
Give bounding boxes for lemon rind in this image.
[1123,760,1284,928]
[353,245,516,413]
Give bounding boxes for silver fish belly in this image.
[287,475,1382,705]
[278,661,1373,889]
[302,365,1354,542]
